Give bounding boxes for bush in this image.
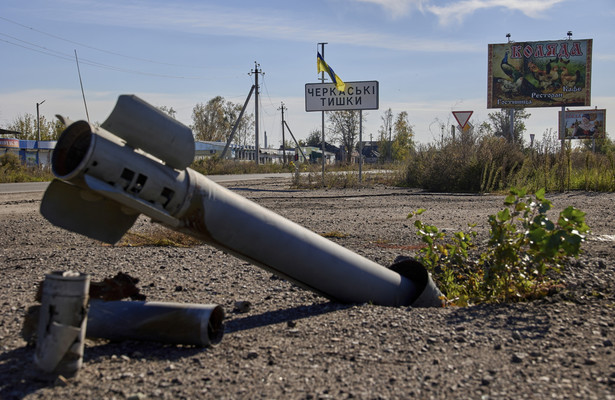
[191,157,289,176]
[0,153,21,170]
[404,135,523,192]
[402,127,615,193]
[0,153,54,183]
[408,188,589,305]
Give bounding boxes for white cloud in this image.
[426,0,568,26]
[344,0,568,25]
[349,0,429,17]
[42,0,478,54]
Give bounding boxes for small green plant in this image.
[481,187,589,302]
[407,188,589,305]
[408,209,479,305]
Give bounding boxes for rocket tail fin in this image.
[41,179,139,244]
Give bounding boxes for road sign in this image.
[452,111,473,129]
[305,81,379,112]
[456,122,473,134]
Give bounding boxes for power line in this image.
[0,34,73,62]
[0,16,207,70]
[260,75,279,112]
[0,17,248,80]
[0,32,204,80]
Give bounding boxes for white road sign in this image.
[452,111,473,129]
[305,81,379,112]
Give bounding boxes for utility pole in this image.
[221,85,255,160]
[509,108,515,143]
[36,99,45,166]
[249,62,264,165]
[279,102,287,165]
[389,123,392,162]
[318,42,327,186]
[562,31,573,152]
[359,110,363,182]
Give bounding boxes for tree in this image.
[391,111,414,161]
[328,110,361,164]
[305,129,321,147]
[158,106,177,119]
[191,97,228,142]
[280,140,295,150]
[580,131,615,155]
[484,109,530,145]
[4,113,64,140]
[191,96,253,143]
[378,108,393,162]
[232,110,254,147]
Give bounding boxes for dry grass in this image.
[113,227,203,247]
[320,231,349,238]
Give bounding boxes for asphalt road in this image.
[0,173,293,194]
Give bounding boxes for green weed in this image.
[0,153,54,183]
[407,188,589,305]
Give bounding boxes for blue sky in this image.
[1,0,614,146]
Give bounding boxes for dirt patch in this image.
[1,179,614,399]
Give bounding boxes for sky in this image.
[1,0,614,147]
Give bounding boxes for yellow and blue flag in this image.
[317,52,346,92]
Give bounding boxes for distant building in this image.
[360,141,381,164]
[0,138,57,167]
[0,137,329,167]
[195,141,294,164]
[295,146,336,164]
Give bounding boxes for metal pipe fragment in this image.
[34,271,90,375]
[86,300,224,346]
[41,95,444,308]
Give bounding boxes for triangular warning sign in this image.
[452,111,473,129]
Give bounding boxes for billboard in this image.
[0,138,20,148]
[488,39,592,109]
[305,81,379,112]
[559,109,606,140]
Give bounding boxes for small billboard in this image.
[559,109,606,140]
[488,39,592,109]
[0,138,20,148]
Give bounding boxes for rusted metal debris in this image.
[35,272,145,303]
[88,272,146,301]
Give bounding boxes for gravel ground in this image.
[1,178,614,399]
